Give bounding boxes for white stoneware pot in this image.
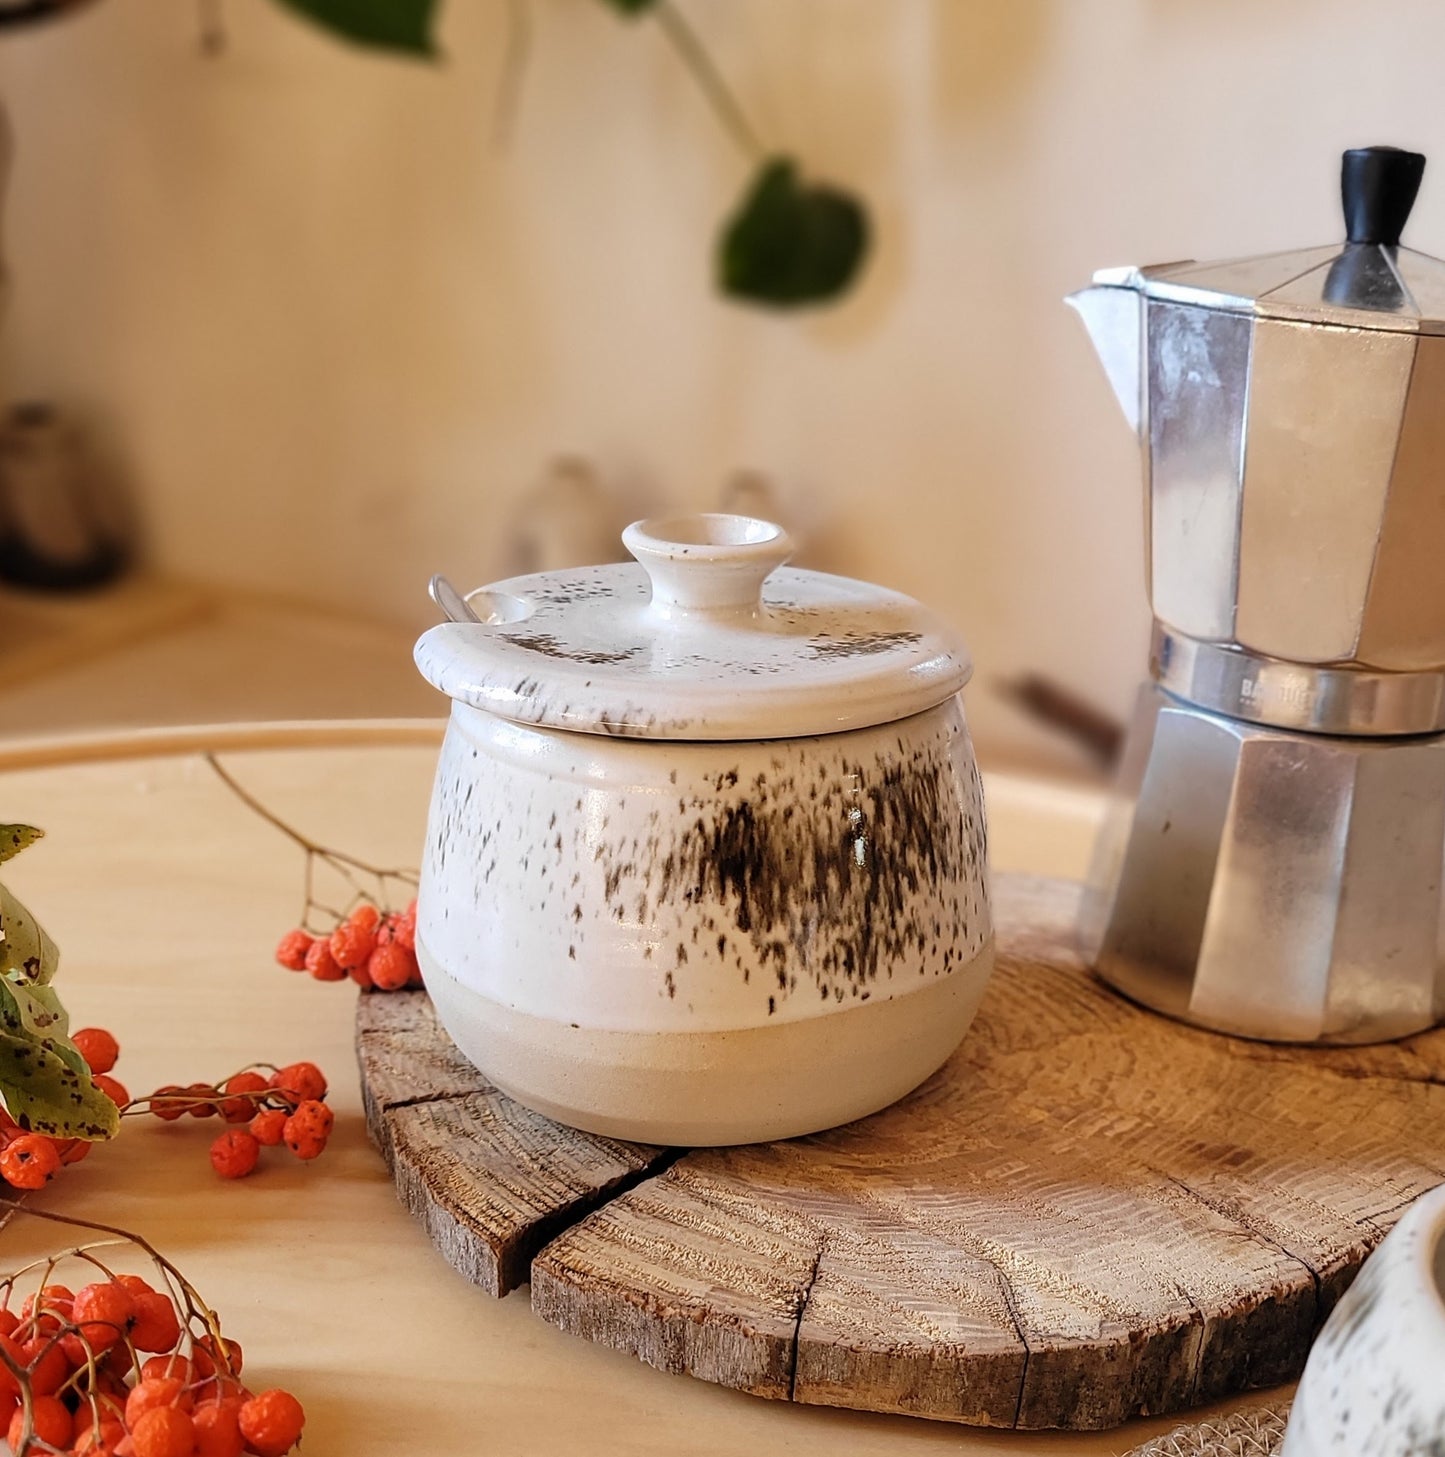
[1281,1183,1445,1456]
[413,513,993,1145]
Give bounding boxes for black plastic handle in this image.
[1342,146,1426,246]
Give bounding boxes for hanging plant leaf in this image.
[269,0,440,57]
[0,826,41,866]
[599,0,659,13]
[719,156,869,308]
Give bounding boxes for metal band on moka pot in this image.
[1071,147,1445,1046]
[1150,628,1445,738]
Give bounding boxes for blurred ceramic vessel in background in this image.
[414,513,992,1145]
[1281,1184,1445,1456]
[505,455,622,576]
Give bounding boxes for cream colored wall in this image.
[0,0,1442,763]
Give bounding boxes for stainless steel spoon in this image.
[429,573,482,625]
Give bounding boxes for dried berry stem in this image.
[2,1241,127,1298]
[0,1201,215,1339]
[120,1062,290,1121]
[0,1204,231,1451]
[205,753,418,932]
[0,1200,275,1451]
[121,1089,276,1119]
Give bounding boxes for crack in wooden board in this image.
[355,876,1445,1429]
[355,989,670,1295]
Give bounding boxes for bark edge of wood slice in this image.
[356,875,1445,1430]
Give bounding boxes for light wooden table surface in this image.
[0,721,1279,1455]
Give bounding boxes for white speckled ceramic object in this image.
[414,514,993,1144]
[1281,1184,1445,1457]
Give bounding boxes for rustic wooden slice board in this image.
[356,875,1445,1431]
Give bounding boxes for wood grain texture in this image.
[356,989,673,1295]
[358,875,1445,1429]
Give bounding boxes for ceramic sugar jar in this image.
[413,514,992,1145]
[1281,1184,1445,1455]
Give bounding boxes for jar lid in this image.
[414,514,972,742]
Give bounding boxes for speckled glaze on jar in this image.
[1281,1185,1445,1457]
[414,514,994,1144]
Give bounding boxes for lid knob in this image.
[1342,146,1426,246]
[622,513,793,621]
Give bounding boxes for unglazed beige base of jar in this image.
[419,938,996,1146]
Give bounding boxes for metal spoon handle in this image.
[429,573,482,624]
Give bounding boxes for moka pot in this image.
[1070,146,1445,1044]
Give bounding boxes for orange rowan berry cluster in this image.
[0,1220,306,1457]
[0,1029,127,1195]
[275,898,421,991]
[126,1064,333,1181]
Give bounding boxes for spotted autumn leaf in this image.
[0,830,118,1140]
[0,825,41,866]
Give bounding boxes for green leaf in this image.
[0,826,41,866]
[0,980,90,1083]
[0,858,110,1140]
[0,1015,119,1140]
[3,980,83,1065]
[599,0,659,14]
[269,0,440,57]
[1,980,67,1041]
[0,882,58,986]
[719,157,869,308]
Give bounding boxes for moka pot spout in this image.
[1066,274,1145,435]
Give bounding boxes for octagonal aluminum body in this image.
[1070,287,1445,672]
[1081,684,1445,1044]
